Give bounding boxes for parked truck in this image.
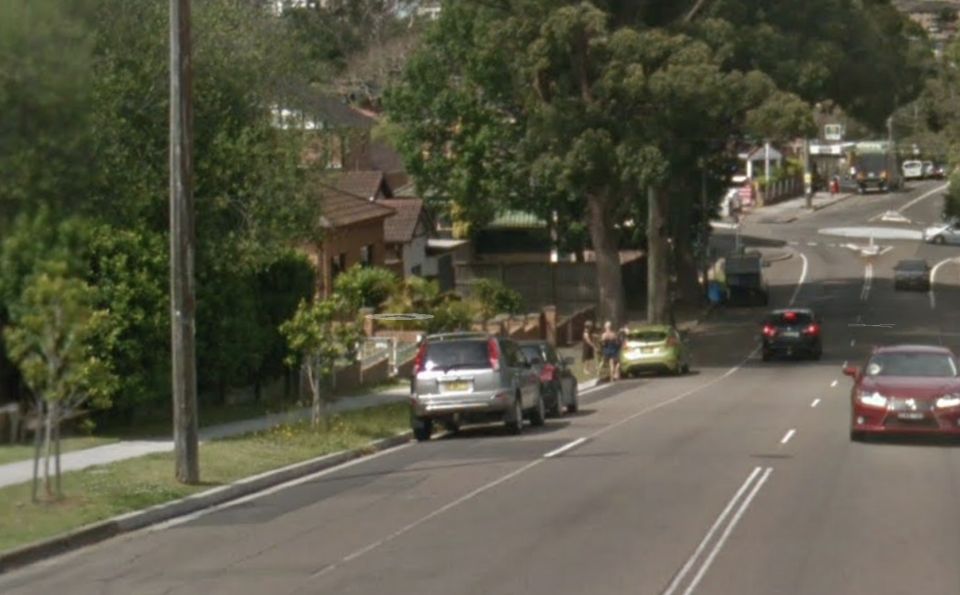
[849,141,902,194]
[723,251,769,306]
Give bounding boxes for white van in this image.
[902,160,924,180]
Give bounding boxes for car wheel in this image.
[549,383,565,418]
[529,391,546,427]
[567,384,579,414]
[934,235,946,245]
[505,397,524,435]
[412,418,433,442]
[682,360,691,374]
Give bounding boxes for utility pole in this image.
[170,0,200,484]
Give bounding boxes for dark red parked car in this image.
[845,344,960,441]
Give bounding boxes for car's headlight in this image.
[936,394,960,408]
[858,392,888,408]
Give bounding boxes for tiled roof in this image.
[380,199,428,243]
[486,210,547,229]
[384,171,409,195]
[335,171,387,200]
[393,181,418,197]
[319,184,395,228]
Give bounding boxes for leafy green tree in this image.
[4,266,117,502]
[279,297,363,430]
[334,265,401,311]
[381,276,474,333]
[471,278,523,318]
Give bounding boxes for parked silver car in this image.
[409,332,544,441]
[922,218,960,245]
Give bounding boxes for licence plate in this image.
[641,348,654,354]
[898,412,924,420]
[442,381,469,392]
[782,331,799,338]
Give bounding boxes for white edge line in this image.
[850,339,856,347]
[544,437,587,458]
[929,256,958,311]
[788,251,809,307]
[681,468,774,595]
[811,399,821,407]
[898,183,949,213]
[661,467,763,595]
[780,429,796,444]
[830,380,838,387]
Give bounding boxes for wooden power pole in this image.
[170,0,200,484]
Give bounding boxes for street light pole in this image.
[170,0,200,484]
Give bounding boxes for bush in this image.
[333,265,400,311]
[428,296,474,333]
[471,278,522,318]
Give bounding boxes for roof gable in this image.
[380,198,432,243]
[319,183,395,229]
[335,170,391,201]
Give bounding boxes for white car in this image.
[923,218,960,244]
[902,160,924,180]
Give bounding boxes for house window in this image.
[360,244,374,266]
[412,265,422,277]
[331,253,346,279]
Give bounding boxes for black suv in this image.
[760,308,823,361]
[893,259,931,291]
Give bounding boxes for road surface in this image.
[3,180,960,595]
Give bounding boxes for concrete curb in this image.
[579,378,599,391]
[811,193,857,212]
[0,431,414,575]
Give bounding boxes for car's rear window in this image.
[768,312,813,326]
[865,353,958,378]
[625,331,668,343]
[521,345,544,362]
[423,340,490,371]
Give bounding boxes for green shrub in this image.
[333,265,400,311]
[471,278,522,318]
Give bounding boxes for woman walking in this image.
[600,321,622,381]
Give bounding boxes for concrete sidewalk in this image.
[0,390,409,490]
[711,191,857,228]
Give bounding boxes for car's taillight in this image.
[762,325,777,337]
[540,364,555,382]
[805,323,820,335]
[413,342,428,374]
[487,338,501,371]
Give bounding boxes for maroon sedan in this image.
[845,344,960,441]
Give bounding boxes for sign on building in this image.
[823,124,844,141]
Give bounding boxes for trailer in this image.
[849,141,902,194]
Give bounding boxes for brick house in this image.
[310,182,396,298]
[380,198,435,278]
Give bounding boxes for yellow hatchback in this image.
[619,325,691,377]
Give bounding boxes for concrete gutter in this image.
[0,431,415,574]
[811,192,857,212]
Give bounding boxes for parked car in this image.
[760,308,823,361]
[922,217,960,245]
[845,344,960,441]
[893,259,931,291]
[519,340,580,417]
[619,325,692,377]
[902,160,924,180]
[409,332,544,441]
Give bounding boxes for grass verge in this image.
[0,402,409,555]
[0,437,120,466]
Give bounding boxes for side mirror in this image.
[563,356,575,365]
[843,365,860,377]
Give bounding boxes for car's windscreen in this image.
[768,313,813,326]
[520,345,544,363]
[864,353,959,377]
[423,341,490,370]
[896,261,927,272]
[625,331,668,343]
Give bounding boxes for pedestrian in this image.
[600,321,622,381]
[581,321,597,375]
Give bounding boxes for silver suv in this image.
[409,332,545,441]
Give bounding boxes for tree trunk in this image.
[54,413,62,498]
[43,401,55,499]
[586,193,626,326]
[31,400,42,503]
[307,358,321,430]
[675,240,704,306]
[646,186,670,324]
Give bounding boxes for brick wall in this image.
[306,219,389,298]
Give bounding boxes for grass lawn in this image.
[0,437,120,466]
[0,402,409,555]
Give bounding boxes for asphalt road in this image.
[3,180,960,595]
